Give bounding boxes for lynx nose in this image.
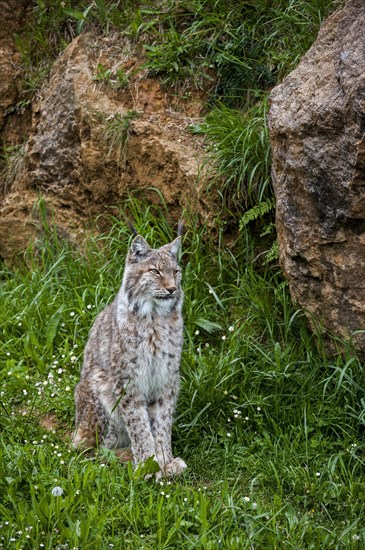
[167,286,176,294]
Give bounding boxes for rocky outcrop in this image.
[0,32,211,262]
[269,0,365,350]
[0,0,31,129]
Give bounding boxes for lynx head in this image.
[122,230,183,315]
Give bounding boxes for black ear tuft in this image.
[128,220,138,236]
[177,219,185,237]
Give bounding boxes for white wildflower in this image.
[51,486,63,496]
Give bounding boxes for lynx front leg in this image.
[120,395,156,464]
[148,394,187,476]
[148,396,174,466]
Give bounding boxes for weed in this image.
[145,25,208,87]
[0,143,26,195]
[101,110,140,168]
[92,63,130,89]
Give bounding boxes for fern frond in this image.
[263,240,279,264]
[239,197,275,230]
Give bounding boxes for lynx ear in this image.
[129,235,151,261]
[167,236,181,259]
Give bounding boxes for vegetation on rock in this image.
[10,0,344,212]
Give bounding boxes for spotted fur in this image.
[72,231,186,476]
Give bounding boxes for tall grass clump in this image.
[1,201,364,548]
[100,110,140,169]
[202,99,271,210]
[143,0,343,101]
[0,143,26,195]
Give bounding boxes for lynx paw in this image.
[159,457,187,478]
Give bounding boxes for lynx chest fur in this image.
[73,227,187,477]
[113,303,183,404]
[131,318,179,401]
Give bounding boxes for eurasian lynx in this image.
[72,226,186,476]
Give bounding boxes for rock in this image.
[0,0,33,202]
[0,33,212,262]
[0,0,31,126]
[269,0,365,351]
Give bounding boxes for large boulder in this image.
[269,0,365,351]
[0,33,211,262]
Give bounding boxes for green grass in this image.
[1,203,364,548]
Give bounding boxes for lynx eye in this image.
[149,268,160,276]
[174,269,180,275]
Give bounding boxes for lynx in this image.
[72,225,186,477]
